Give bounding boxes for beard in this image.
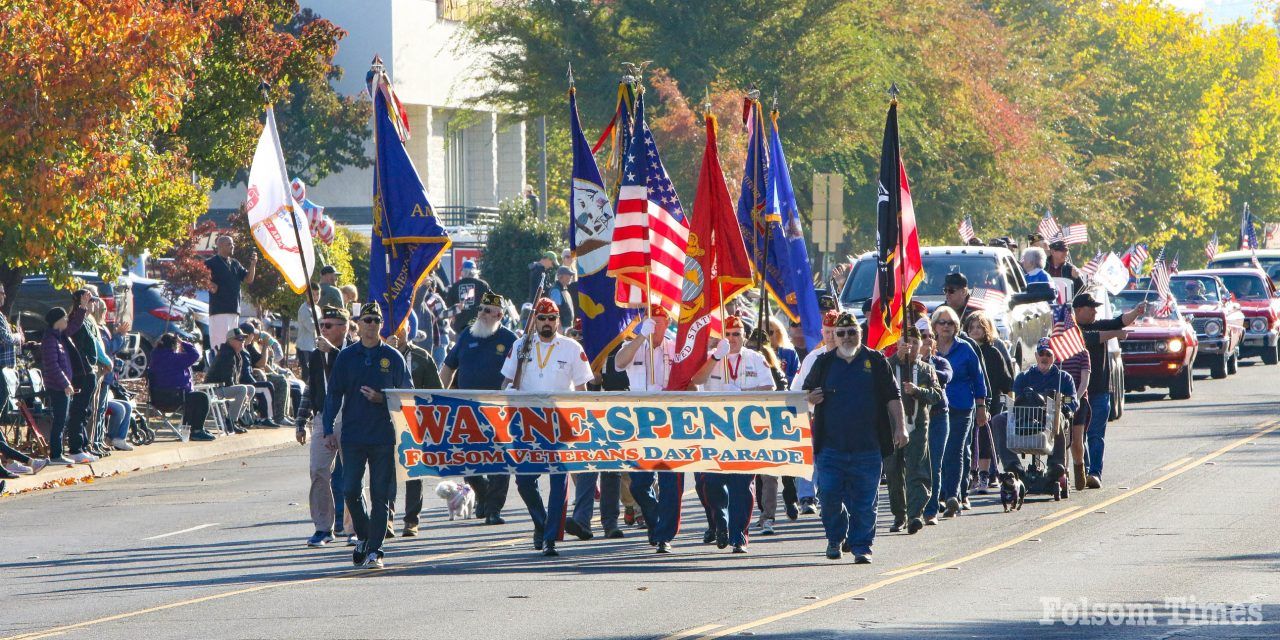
[538,324,556,339]
[837,344,859,358]
[470,316,500,338]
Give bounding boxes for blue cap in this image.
[462,259,476,270]
[1036,337,1053,353]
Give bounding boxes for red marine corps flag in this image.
[867,87,924,350]
[666,110,754,392]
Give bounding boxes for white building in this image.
[208,0,527,233]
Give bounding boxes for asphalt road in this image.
[2,361,1278,639]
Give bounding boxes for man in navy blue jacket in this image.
[323,303,408,569]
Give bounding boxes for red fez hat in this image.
[534,297,559,315]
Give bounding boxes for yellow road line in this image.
[879,561,934,576]
[2,536,526,640]
[1039,505,1082,520]
[658,624,722,640]
[691,419,1280,639]
[1158,456,1193,472]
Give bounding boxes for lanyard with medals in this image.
[534,339,554,378]
[726,353,743,383]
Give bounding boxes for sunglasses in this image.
[359,317,382,325]
[935,320,957,326]
[834,329,858,337]
[536,314,559,322]
[724,331,743,337]
[944,287,962,294]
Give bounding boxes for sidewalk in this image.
[1,427,298,496]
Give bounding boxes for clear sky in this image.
[1168,0,1271,23]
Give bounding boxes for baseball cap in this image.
[944,272,969,289]
[226,327,246,342]
[461,259,476,270]
[320,265,340,276]
[1072,292,1102,309]
[1036,337,1053,353]
[1049,240,1068,251]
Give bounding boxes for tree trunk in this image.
[0,264,25,316]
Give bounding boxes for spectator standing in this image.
[296,283,319,381]
[528,251,556,304]
[547,266,576,329]
[41,305,88,464]
[317,265,344,310]
[445,259,491,333]
[205,235,257,349]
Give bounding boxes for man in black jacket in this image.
[803,313,907,563]
[204,328,255,433]
[295,306,353,547]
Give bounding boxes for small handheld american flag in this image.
[1205,232,1218,262]
[1037,211,1060,240]
[1080,250,1104,277]
[1150,248,1175,314]
[1049,304,1086,361]
[958,216,976,244]
[966,287,1007,312]
[1060,223,1088,246]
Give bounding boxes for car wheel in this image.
[1226,349,1239,375]
[1265,342,1279,365]
[1169,365,1193,400]
[1209,354,1228,379]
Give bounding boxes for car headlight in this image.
[1205,320,1223,337]
[1155,341,1168,352]
[1250,318,1268,333]
[1167,338,1184,353]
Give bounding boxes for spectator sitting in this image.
[205,328,272,429]
[148,333,216,441]
[239,322,291,426]
[1021,247,1051,286]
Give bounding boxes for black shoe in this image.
[889,517,906,533]
[484,514,506,525]
[656,541,672,553]
[841,540,851,553]
[533,527,545,551]
[352,541,367,566]
[715,530,729,550]
[564,519,594,541]
[731,544,747,554]
[799,498,816,515]
[384,529,394,539]
[231,424,248,434]
[604,528,625,539]
[825,543,842,560]
[542,543,559,557]
[702,529,716,545]
[785,502,799,521]
[907,518,923,535]
[401,527,418,537]
[853,553,873,565]
[189,430,216,442]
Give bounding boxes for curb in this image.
[1,428,297,496]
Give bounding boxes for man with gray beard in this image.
[440,292,517,524]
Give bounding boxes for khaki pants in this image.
[308,418,352,534]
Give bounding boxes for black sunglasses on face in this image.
[834,329,858,337]
[536,314,559,322]
[724,331,743,337]
[359,317,382,325]
[320,322,344,329]
[935,320,956,326]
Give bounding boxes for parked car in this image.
[10,272,123,341]
[1206,249,1280,283]
[1112,290,1199,400]
[1189,267,1280,365]
[839,246,1054,368]
[1168,273,1245,379]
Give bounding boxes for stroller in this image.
[1007,388,1072,500]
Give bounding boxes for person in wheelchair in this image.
[1011,339,1079,488]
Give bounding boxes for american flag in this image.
[1204,232,1218,262]
[1060,223,1088,245]
[1124,243,1149,275]
[1080,250,1104,277]
[607,92,689,317]
[1037,211,1060,240]
[1240,203,1257,251]
[958,216,976,243]
[1151,254,1175,314]
[966,287,1007,312]
[1049,304,1086,361]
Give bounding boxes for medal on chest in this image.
[727,354,743,382]
[535,342,553,379]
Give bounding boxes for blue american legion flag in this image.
[606,91,689,318]
[368,61,451,337]
[568,85,639,372]
[766,110,823,349]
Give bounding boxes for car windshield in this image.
[1112,292,1180,320]
[1209,257,1280,282]
[1217,274,1269,300]
[1170,277,1220,303]
[841,254,1007,307]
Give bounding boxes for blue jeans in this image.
[1086,392,1111,477]
[814,449,882,554]
[105,399,131,441]
[940,408,974,503]
[925,410,948,518]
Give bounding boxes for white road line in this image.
[142,523,219,541]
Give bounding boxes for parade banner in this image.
[386,390,813,481]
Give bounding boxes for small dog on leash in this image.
[435,480,475,521]
[999,472,1025,512]
[1048,463,1069,501]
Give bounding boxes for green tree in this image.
[481,201,564,304]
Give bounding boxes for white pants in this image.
[209,313,240,348]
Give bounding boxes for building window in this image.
[438,0,481,22]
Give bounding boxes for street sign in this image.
[811,173,845,276]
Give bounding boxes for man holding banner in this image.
[500,298,595,557]
[803,313,907,563]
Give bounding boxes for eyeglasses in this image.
[834,329,858,337]
[935,320,957,326]
[536,314,559,322]
[359,317,382,325]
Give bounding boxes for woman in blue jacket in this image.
[930,306,987,520]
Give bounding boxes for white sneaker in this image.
[110,439,135,452]
[4,461,32,475]
[30,458,49,474]
[362,553,384,569]
[346,535,359,546]
[761,519,776,536]
[68,452,97,464]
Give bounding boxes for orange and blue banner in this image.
[387,390,814,480]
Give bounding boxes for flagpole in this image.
[259,83,322,344]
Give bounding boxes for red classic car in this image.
[1113,291,1199,399]
[1169,273,1246,379]
[1187,267,1280,365]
